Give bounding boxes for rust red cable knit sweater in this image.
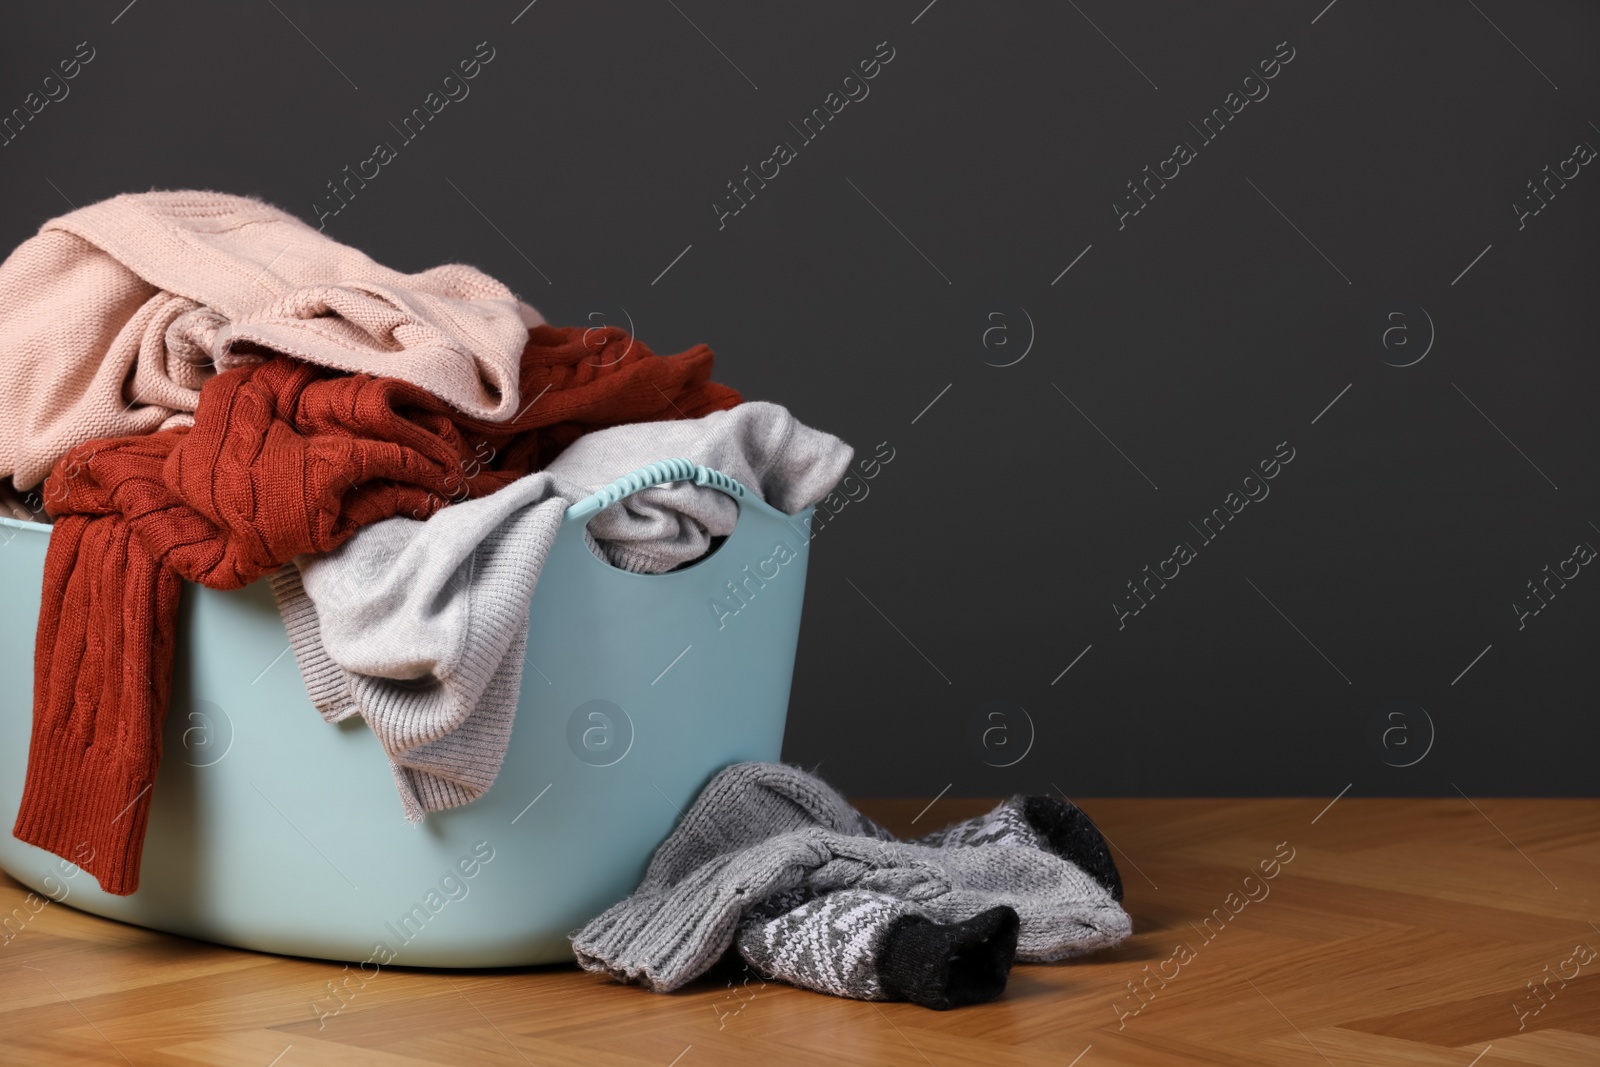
[13,325,741,895]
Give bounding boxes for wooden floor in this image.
[3,796,1598,1066]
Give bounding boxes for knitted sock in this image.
[726,812,1122,1007]
[570,764,1131,995]
[729,792,1123,1010]
[633,763,1120,908]
[572,827,1129,992]
[626,762,897,894]
[910,795,1123,903]
[735,889,1019,1009]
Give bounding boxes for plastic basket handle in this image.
[564,458,748,523]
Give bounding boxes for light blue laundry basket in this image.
[0,459,814,967]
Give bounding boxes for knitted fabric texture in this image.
[270,402,853,820]
[731,794,1126,1007]
[0,189,542,490]
[569,763,1131,997]
[736,889,1020,1009]
[12,327,741,895]
[914,794,1125,904]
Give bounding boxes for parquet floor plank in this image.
[3,797,1596,1065]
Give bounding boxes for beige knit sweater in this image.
[0,190,540,490]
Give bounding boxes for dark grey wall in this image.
[4,2,1595,797]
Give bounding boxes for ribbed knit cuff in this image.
[582,526,696,575]
[12,756,155,897]
[877,905,1019,1010]
[267,562,358,722]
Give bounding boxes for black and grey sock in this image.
[911,795,1123,903]
[735,889,1019,1009]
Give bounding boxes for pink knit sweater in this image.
[0,190,540,490]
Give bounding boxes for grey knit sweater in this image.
[269,402,852,819]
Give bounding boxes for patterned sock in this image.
[735,889,1019,1009]
[911,795,1124,903]
[736,890,1019,1009]
[730,792,1122,1007]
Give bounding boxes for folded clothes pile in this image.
[572,761,1132,1008]
[0,190,844,894]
